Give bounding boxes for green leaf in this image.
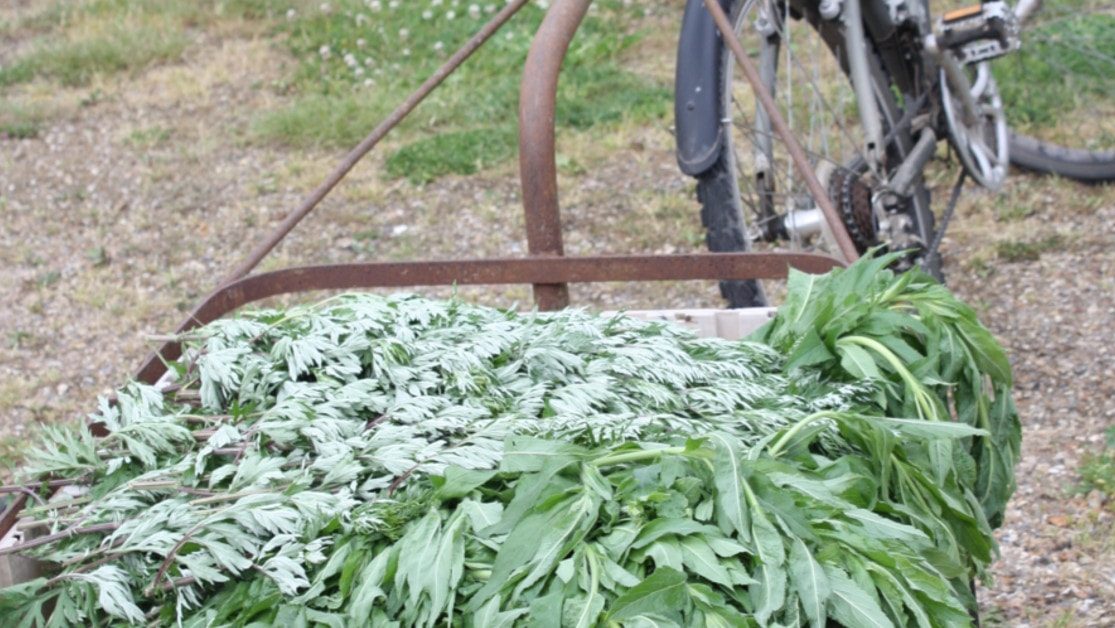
[607,567,690,621]
[750,508,785,568]
[679,536,735,587]
[824,566,895,628]
[751,563,786,625]
[871,417,988,440]
[618,615,682,628]
[500,437,584,472]
[435,467,497,499]
[563,592,605,628]
[527,592,565,628]
[473,598,529,628]
[709,433,752,543]
[785,328,835,372]
[845,508,931,543]
[838,342,881,380]
[788,538,830,628]
[632,519,717,550]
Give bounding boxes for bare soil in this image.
[2,14,1114,628]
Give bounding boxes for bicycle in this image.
[673,0,1115,307]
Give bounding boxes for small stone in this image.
[1048,514,1071,527]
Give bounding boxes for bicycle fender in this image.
[675,0,733,177]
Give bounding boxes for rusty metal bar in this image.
[518,0,594,310]
[0,494,28,543]
[219,0,533,285]
[702,0,860,263]
[135,252,844,384]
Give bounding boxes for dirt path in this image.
[2,11,1114,627]
[948,205,1115,626]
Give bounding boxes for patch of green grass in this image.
[250,92,394,148]
[0,62,35,88]
[10,0,299,34]
[254,0,669,180]
[995,0,1115,129]
[386,128,516,184]
[1077,428,1115,499]
[126,125,173,148]
[995,233,1064,262]
[0,102,44,139]
[0,1,300,87]
[994,202,1037,223]
[1,20,190,87]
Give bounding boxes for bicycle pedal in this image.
[935,1,1020,64]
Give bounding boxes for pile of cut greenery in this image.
[0,255,1019,626]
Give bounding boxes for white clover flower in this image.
[402,48,411,56]
[422,9,433,19]
[468,4,480,18]
[355,13,369,26]
[365,56,374,65]
[354,67,365,76]
[389,0,400,8]
[370,0,382,10]
[446,9,456,19]
[356,38,367,48]
[485,4,496,13]
[286,8,297,20]
[319,45,332,59]
[398,27,410,39]
[432,0,443,5]
[433,41,445,52]
[320,2,332,14]
[364,78,375,86]
[343,52,357,67]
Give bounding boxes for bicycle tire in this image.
[1009,133,1115,184]
[999,0,1115,183]
[696,0,935,307]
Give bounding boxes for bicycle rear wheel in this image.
[697,0,935,307]
[998,0,1115,182]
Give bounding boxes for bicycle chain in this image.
[828,168,877,253]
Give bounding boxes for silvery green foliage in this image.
[1,258,1017,627]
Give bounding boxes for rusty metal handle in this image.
[517,0,858,311]
[134,252,844,384]
[702,0,860,263]
[518,0,594,310]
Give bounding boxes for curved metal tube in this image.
[519,0,593,310]
[133,252,844,384]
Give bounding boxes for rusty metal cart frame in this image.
[0,0,856,572]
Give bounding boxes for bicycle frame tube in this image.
[842,0,885,170]
[753,3,779,181]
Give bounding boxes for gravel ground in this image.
[2,21,1114,627]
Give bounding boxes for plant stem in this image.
[767,411,842,458]
[146,503,238,596]
[0,522,120,556]
[159,575,196,592]
[46,553,119,586]
[0,478,85,494]
[188,488,278,506]
[590,446,687,468]
[840,335,941,421]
